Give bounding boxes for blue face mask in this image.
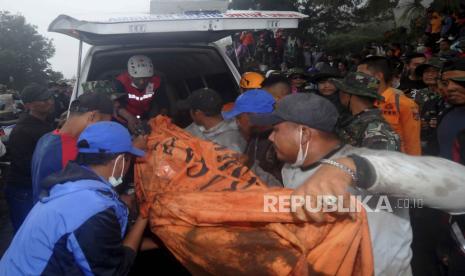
[109,154,125,187]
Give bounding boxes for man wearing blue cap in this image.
[0,122,148,275]
[223,89,283,185]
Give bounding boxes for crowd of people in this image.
[1,5,465,276]
[230,6,465,74]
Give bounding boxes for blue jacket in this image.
[438,106,465,160]
[31,130,78,204]
[0,163,133,276]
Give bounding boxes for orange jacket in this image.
[376,88,422,155]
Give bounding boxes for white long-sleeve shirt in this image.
[282,145,465,276]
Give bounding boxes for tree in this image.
[229,0,295,10]
[45,69,64,83]
[298,0,363,41]
[396,0,425,27]
[0,11,62,90]
[228,0,426,52]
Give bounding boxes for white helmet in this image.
[128,55,154,78]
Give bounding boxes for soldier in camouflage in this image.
[80,80,132,128]
[331,72,401,151]
[81,80,126,100]
[286,67,312,93]
[413,58,449,155]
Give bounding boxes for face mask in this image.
[109,154,125,187]
[392,79,401,89]
[290,127,309,168]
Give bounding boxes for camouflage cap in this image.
[309,66,341,83]
[448,76,465,82]
[330,72,384,101]
[286,67,307,77]
[442,58,465,82]
[415,57,444,77]
[81,80,126,101]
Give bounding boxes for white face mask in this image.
[290,127,309,168]
[109,154,125,187]
[392,78,401,89]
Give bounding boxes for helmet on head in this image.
[240,72,265,89]
[128,55,154,78]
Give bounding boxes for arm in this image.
[292,149,465,222]
[148,79,169,118]
[349,150,465,215]
[361,122,401,151]
[116,108,143,135]
[123,216,149,252]
[9,128,34,176]
[31,137,63,204]
[399,99,422,155]
[71,208,139,276]
[113,79,143,133]
[140,237,160,251]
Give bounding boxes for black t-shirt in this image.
[245,130,283,184]
[399,75,427,97]
[6,113,53,189]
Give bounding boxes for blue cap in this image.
[78,122,145,157]
[222,89,275,120]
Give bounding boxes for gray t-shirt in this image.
[185,120,246,153]
[281,145,413,276]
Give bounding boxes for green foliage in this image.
[324,25,385,53]
[397,0,425,27]
[45,69,64,83]
[229,0,399,42]
[430,0,462,12]
[0,11,62,90]
[229,0,296,10]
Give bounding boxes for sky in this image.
[1,0,151,78]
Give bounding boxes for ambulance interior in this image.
[86,46,239,127]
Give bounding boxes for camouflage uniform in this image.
[414,87,449,155]
[332,72,401,151]
[338,108,401,151]
[287,67,312,93]
[81,80,126,100]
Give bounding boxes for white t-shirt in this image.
[281,145,413,276]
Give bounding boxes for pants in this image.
[4,185,33,232]
[448,249,465,275]
[410,207,446,276]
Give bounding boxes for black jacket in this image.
[6,113,53,189]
